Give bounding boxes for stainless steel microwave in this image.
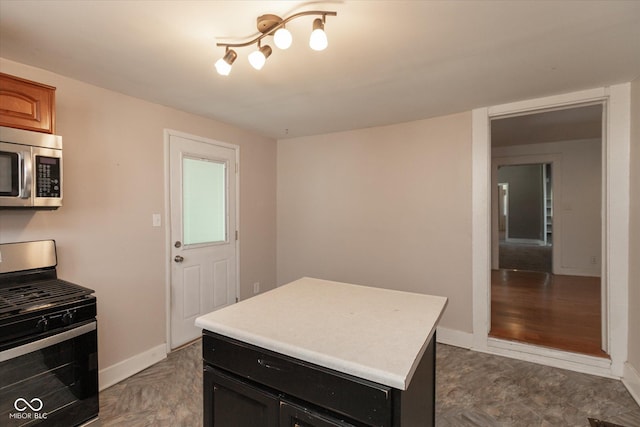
[0,126,63,208]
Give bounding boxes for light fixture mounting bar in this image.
[216,10,337,49]
[257,14,283,34]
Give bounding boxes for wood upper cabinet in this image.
[0,72,56,134]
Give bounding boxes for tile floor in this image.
[436,345,639,426]
[99,339,640,426]
[100,340,202,426]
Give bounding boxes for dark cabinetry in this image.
[202,332,436,427]
[205,367,279,427]
[280,401,357,427]
[205,367,353,427]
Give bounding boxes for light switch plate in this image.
[152,214,161,227]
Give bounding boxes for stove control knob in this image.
[62,311,76,325]
[36,317,49,332]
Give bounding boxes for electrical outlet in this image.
[590,256,597,265]
[253,282,260,294]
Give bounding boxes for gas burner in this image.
[6,284,50,301]
[0,279,93,315]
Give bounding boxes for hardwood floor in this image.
[490,269,608,358]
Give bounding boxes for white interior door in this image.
[168,131,238,349]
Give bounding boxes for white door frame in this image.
[163,129,240,353]
[472,85,631,378]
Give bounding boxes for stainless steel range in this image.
[0,240,98,426]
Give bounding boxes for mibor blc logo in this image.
[9,398,48,421]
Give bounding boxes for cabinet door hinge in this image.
[235,230,238,240]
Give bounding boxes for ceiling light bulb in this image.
[309,18,328,51]
[273,27,292,50]
[215,58,232,76]
[215,49,237,76]
[248,45,272,70]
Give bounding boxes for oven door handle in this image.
[0,321,96,363]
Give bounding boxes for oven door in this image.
[0,321,99,426]
[0,142,32,207]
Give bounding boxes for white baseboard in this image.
[436,327,473,349]
[98,343,167,391]
[555,266,601,277]
[623,362,640,407]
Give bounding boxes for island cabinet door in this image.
[279,400,358,427]
[204,366,279,427]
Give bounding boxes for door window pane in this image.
[183,157,226,245]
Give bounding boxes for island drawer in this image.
[203,332,393,427]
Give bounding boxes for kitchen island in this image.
[195,277,448,427]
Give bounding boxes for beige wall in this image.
[629,77,640,371]
[0,58,277,369]
[277,112,473,332]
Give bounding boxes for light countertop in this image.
[195,277,447,390]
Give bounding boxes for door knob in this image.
[174,255,184,263]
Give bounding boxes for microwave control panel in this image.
[35,155,61,198]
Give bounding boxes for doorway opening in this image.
[488,104,607,358]
[497,163,552,273]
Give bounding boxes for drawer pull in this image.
[257,358,283,371]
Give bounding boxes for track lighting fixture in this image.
[273,26,292,50]
[309,18,328,51]
[214,48,237,76]
[215,10,336,76]
[248,44,272,70]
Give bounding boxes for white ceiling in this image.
[1,1,639,139]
